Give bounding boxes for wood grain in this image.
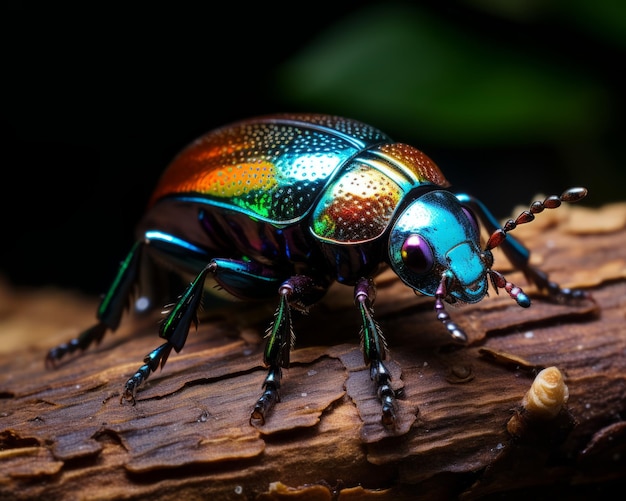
[1,202,625,500]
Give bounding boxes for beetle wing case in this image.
[138,114,450,286]
[138,115,392,275]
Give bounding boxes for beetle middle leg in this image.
[251,275,328,425]
[354,277,397,426]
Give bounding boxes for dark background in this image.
[3,2,625,296]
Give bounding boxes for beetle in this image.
[45,113,590,426]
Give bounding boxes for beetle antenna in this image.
[483,187,587,252]
[482,187,587,308]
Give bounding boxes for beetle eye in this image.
[401,234,433,274]
[462,207,479,235]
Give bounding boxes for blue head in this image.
[388,190,490,304]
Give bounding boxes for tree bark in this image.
[1,202,625,501]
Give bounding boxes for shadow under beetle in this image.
[46,114,591,426]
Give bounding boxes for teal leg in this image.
[46,241,143,367]
[250,275,328,424]
[121,258,288,405]
[354,277,397,426]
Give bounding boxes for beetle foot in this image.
[120,370,146,405]
[546,282,595,304]
[45,322,108,368]
[120,342,172,405]
[524,266,594,305]
[380,389,397,427]
[249,385,279,426]
[45,343,73,369]
[250,366,281,425]
[371,360,397,426]
[552,287,594,304]
[545,283,593,305]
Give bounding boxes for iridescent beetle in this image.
[46,114,590,426]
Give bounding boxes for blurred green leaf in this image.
[465,0,626,49]
[560,0,626,49]
[274,3,607,146]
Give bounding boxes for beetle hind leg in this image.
[46,241,143,368]
[45,322,108,368]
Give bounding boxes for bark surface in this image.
[1,202,625,500]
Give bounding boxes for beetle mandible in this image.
[46,113,590,426]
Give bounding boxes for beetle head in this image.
[388,190,489,304]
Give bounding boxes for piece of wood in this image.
[1,202,626,500]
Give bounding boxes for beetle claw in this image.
[121,375,141,405]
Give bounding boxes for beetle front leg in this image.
[522,265,592,303]
[354,277,397,426]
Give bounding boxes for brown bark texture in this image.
[1,201,626,501]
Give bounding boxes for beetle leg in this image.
[521,265,592,303]
[121,342,173,405]
[354,277,397,426]
[46,241,143,368]
[434,273,469,343]
[120,263,211,404]
[121,258,291,406]
[251,275,328,425]
[250,286,292,425]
